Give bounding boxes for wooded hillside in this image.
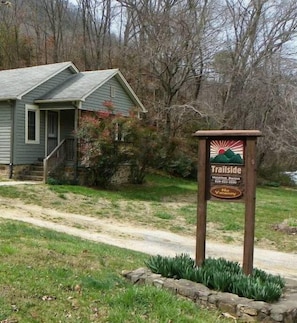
[1,0,297,177]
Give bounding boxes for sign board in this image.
[209,139,244,201]
[193,130,262,275]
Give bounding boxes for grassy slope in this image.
[0,221,228,322]
[0,174,296,321]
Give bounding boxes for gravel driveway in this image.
[1,190,297,281]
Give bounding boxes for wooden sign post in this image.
[193,130,262,275]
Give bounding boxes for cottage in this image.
[0,62,146,182]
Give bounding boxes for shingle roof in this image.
[0,62,146,112]
[36,69,118,102]
[35,69,147,112]
[0,62,78,100]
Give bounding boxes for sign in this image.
[209,139,244,201]
[193,130,262,276]
[210,186,242,199]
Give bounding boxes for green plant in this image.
[154,211,173,220]
[145,254,195,280]
[145,254,285,302]
[77,110,161,187]
[165,153,195,178]
[46,177,61,185]
[258,166,296,188]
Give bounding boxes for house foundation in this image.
[0,165,9,177]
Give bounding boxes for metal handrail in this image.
[43,139,66,183]
[43,137,76,183]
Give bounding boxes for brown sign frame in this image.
[193,130,262,275]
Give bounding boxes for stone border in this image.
[122,268,297,322]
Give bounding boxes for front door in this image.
[47,111,59,155]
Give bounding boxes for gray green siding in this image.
[0,103,11,164]
[82,77,135,116]
[13,101,46,164]
[13,68,75,164]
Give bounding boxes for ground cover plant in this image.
[0,220,230,322]
[0,174,296,252]
[145,254,285,303]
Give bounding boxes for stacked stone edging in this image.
[122,268,297,323]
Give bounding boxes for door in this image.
[47,111,59,155]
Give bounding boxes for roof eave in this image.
[81,70,147,113]
[35,98,84,104]
[80,69,119,101]
[19,62,79,99]
[0,97,18,101]
[116,71,147,113]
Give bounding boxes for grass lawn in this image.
[0,173,296,252]
[0,173,296,321]
[0,220,228,322]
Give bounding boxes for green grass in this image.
[0,174,296,320]
[0,173,296,252]
[46,173,197,202]
[287,218,297,227]
[154,211,174,220]
[0,220,228,322]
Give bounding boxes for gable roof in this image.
[35,69,147,113]
[0,62,146,113]
[0,62,79,101]
[36,69,118,102]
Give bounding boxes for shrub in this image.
[145,254,285,302]
[258,166,296,187]
[165,153,195,178]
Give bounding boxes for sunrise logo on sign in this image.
[210,140,244,164]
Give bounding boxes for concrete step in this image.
[18,161,44,181]
[24,170,43,177]
[21,174,44,181]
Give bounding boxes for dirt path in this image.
[1,195,297,281]
[0,183,297,280]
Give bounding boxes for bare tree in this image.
[117,0,217,137]
[75,0,118,70]
[211,0,297,130]
[0,0,33,68]
[38,0,72,63]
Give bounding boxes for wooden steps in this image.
[18,161,44,181]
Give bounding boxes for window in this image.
[25,104,40,144]
[110,86,116,98]
[114,122,124,141]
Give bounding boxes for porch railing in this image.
[43,137,75,183]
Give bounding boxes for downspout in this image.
[9,100,15,179]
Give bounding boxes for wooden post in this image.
[243,138,257,275]
[193,130,261,274]
[196,139,208,266]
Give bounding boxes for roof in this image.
[0,62,146,113]
[36,69,119,102]
[36,69,147,113]
[0,62,78,100]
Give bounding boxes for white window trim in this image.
[25,104,40,144]
[114,122,125,142]
[110,86,116,98]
